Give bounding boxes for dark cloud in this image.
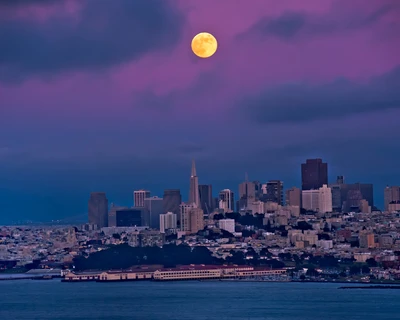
[134,69,223,112]
[240,2,398,40]
[238,65,400,124]
[0,0,184,83]
[0,0,57,7]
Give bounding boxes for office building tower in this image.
[188,160,200,207]
[219,189,235,213]
[218,219,235,234]
[301,159,328,190]
[88,192,108,229]
[265,180,284,205]
[144,196,163,229]
[198,184,213,214]
[318,184,332,213]
[238,174,256,210]
[330,185,342,212]
[253,180,262,200]
[179,203,204,234]
[162,189,182,216]
[285,187,301,207]
[337,176,345,184]
[108,204,127,227]
[160,212,177,233]
[384,186,400,211]
[115,208,145,227]
[133,190,150,207]
[302,190,319,211]
[341,183,374,210]
[359,231,375,248]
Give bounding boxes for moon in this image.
[191,32,218,58]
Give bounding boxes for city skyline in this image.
[0,155,397,224]
[1,0,399,223]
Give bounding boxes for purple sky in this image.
[1,0,399,223]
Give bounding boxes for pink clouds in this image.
[1,0,399,132]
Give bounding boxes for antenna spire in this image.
[191,159,197,177]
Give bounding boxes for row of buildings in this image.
[88,159,400,235]
[63,265,287,282]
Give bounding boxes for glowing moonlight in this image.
[191,32,218,58]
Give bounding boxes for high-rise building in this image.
[188,160,200,207]
[88,192,108,228]
[302,190,319,211]
[108,204,127,227]
[133,190,150,207]
[219,189,235,213]
[115,208,144,227]
[144,196,164,229]
[359,231,375,248]
[330,185,342,211]
[198,184,213,214]
[285,187,301,207]
[301,159,328,190]
[179,203,204,234]
[318,184,332,213]
[162,189,181,216]
[218,219,235,234]
[238,174,256,210]
[159,212,177,233]
[341,183,374,210]
[384,186,400,211]
[265,180,284,205]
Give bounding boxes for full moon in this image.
[191,32,218,58]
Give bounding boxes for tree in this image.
[366,258,378,267]
[296,221,313,231]
[361,265,371,274]
[318,233,331,240]
[306,268,319,276]
[213,213,225,220]
[349,265,361,275]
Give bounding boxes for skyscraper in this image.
[198,184,213,214]
[341,183,374,210]
[163,189,182,216]
[265,180,284,205]
[384,186,400,211]
[301,190,319,211]
[159,212,177,233]
[144,196,163,229]
[301,159,328,190]
[133,190,150,207]
[285,187,301,207]
[188,160,200,207]
[115,208,145,227]
[88,192,108,228]
[238,174,256,210]
[318,184,333,213]
[179,203,204,234]
[219,189,235,213]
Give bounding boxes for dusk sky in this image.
[1,0,399,223]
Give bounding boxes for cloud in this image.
[133,69,223,112]
[240,2,398,40]
[0,0,184,83]
[0,0,57,7]
[238,65,400,124]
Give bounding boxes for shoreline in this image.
[1,274,400,286]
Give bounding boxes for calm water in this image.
[0,280,399,320]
